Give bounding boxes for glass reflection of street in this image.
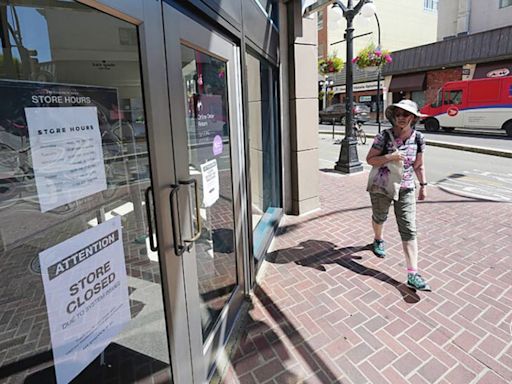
[181,45,237,341]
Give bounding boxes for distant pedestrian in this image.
[366,99,431,291]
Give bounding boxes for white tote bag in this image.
[366,130,404,200]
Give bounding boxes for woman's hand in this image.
[389,150,405,162]
[418,185,427,200]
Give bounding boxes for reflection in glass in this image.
[181,45,237,341]
[0,1,171,382]
[246,52,282,257]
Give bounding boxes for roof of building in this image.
[383,25,512,76]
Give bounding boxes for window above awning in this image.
[388,72,426,92]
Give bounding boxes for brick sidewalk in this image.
[221,170,512,384]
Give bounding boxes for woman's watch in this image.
[419,182,428,186]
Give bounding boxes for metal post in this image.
[322,77,327,109]
[334,0,364,173]
[375,13,381,133]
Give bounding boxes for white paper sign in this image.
[200,159,219,207]
[25,106,107,212]
[39,216,130,384]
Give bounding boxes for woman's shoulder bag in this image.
[366,129,404,200]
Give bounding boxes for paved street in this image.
[319,123,512,152]
[220,147,512,383]
[318,134,512,203]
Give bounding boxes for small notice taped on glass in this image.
[25,106,107,212]
[200,159,219,207]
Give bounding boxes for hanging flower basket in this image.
[360,65,379,73]
[318,54,344,75]
[352,43,392,70]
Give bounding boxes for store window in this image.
[0,1,171,383]
[255,0,279,28]
[499,0,512,8]
[318,43,325,58]
[411,90,426,109]
[317,9,324,30]
[424,0,438,11]
[246,51,282,261]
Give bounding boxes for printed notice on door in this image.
[25,106,107,212]
[39,216,130,384]
[200,159,219,207]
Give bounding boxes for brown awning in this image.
[473,61,512,79]
[388,72,426,92]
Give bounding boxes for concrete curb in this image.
[319,131,512,158]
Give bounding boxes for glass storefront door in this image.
[0,1,185,383]
[0,1,247,383]
[163,5,247,382]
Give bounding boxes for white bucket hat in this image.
[385,99,427,124]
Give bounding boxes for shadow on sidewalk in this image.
[267,239,420,304]
[253,286,346,383]
[225,292,346,384]
[276,197,485,239]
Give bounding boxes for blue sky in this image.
[7,6,51,62]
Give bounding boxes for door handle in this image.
[144,186,158,252]
[179,179,202,243]
[169,184,186,256]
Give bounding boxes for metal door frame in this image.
[163,4,248,382]
[77,1,195,382]
[79,1,249,383]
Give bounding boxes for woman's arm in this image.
[366,147,404,167]
[413,152,427,200]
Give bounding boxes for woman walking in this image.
[366,99,431,291]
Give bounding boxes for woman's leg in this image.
[394,189,430,290]
[402,238,418,271]
[372,221,384,240]
[394,189,417,263]
[370,193,391,257]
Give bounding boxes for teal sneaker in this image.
[372,239,386,258]
[407,273,432,291]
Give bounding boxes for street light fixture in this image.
[374,13,382,133]
[319,76,334,110]
[333,0,376,174]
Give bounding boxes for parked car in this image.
[319,103,370,125]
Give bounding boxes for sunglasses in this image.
[394,110,413,118]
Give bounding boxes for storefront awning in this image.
[473,61,512,79]
[388,72,426,92]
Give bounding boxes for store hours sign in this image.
[39,216,130,384]
[0,80,120,212]
[25,106,107,212]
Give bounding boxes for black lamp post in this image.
[373,12,382,133]
[333,0,373,174]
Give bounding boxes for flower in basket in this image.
[352,43,392,69]
[318,54,344,75]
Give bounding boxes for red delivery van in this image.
[420,76,512,136]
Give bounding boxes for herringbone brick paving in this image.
[221,170,512,384]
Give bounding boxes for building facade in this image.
[0,1,319,383]
[437,0,512,39]
[317,0,438,113]
[384,0,512,111]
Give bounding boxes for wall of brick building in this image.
[425,68,462,105]
[317,8,328,59]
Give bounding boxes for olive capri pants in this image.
[370,189,417,241]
